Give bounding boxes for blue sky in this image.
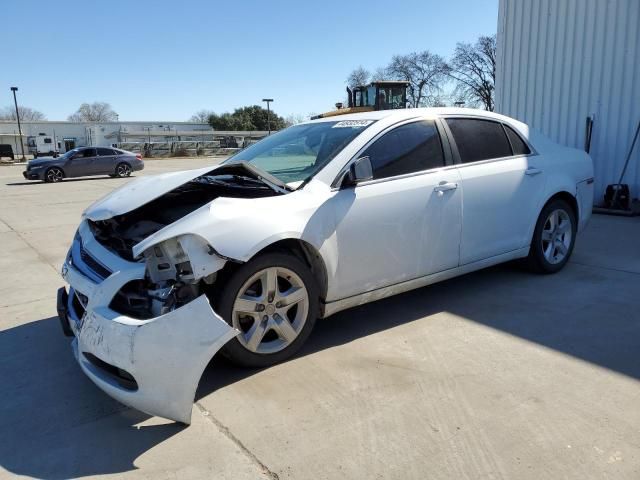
[2,0,498,121]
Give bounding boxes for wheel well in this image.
[219,239,329,302]
[545,191,578,222]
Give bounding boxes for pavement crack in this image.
[195,402,279,480]
[0,219,61,275]
[569,260,640,276]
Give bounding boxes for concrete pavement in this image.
[0,159,638,479]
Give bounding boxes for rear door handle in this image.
[434,182,458,196]
[525,167,542,176]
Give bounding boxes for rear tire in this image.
[212,252,319,368]
[526,199,576,274]
[115,162,132,177]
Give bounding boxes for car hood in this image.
[28,158,56,167]
[83,165,217,221]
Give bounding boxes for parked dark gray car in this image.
[23,147,144,183]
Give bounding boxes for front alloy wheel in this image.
[45,167,64,183]
[215,252,319,367]
[233,266,309,354]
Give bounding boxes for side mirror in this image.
[342,156,373,187]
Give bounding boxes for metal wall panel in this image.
[496,0,640,203]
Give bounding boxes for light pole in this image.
[10,87,26,161]
[262,98,273,135]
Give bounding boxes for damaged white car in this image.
[58,108,594,423]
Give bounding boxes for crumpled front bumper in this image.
[58,220,238,423]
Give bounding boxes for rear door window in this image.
[97,147,115,156]
[361,120,445,179]
[445,118,512,163]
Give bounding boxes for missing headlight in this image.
[110,279,200,319]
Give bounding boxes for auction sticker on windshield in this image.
[332,120,374,128]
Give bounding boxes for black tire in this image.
[115,162,132,177]
[212,252,319,368]
[44,167,64,183]
[526,199,577,274]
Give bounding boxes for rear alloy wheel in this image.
[526,199,576,273]
[115,162,132,177]
[45,167,64,183]
[215,252,318,367]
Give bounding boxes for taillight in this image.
[136,154,142,160]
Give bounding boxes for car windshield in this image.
[225,120,375,186]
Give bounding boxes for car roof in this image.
[305,107,525,125]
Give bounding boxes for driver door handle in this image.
[434,182,458,196]
[525,167,542,176]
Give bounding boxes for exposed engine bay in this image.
[88,163,284,319]
[89,164,281,261]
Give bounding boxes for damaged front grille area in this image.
[71,232,111,281]
[79,244,111,279]
[71,289,87,319]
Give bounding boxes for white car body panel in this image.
[456,155,547,264]
[327,168,462,299]
[60,108,594,423]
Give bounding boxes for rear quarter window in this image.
[504,125,531,156]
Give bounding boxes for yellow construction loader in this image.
[312,80,410,119]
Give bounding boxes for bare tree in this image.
[67,102,118,122]
[371,67,388,82]
[346,66,370,88]
[284,113,308,126]
[0,106,46,121]
[189,110,215,123]
[386,51,450,107]
[448,35,496,111]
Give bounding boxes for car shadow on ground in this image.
[198,260,640,397]
[0,316,185,479]
[1,262,638,478]
[6,176,135,186]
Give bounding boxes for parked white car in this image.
[58,108,594,423]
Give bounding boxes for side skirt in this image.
[321,247,530,318]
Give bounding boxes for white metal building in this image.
[0,120,214,155]
[496,0,640,204]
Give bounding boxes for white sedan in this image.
[57,108,594,423]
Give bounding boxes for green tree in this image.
[208,105,286,131]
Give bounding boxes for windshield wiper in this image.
[228,161,293,194]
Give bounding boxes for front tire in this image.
[526,199,576,273]
[213,252,319,368]
[44,167,64,183]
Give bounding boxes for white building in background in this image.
[0,120,214,156]
[496,0,640,204]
